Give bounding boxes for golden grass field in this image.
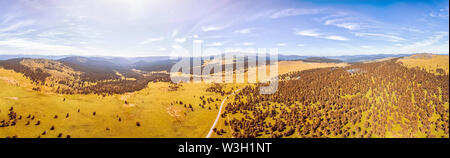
[0,60,347,138]
[0,67,245,138]
[0,61,348,138]
[398,54,449,75]
[2,56,445,138]
[277,60,348,75]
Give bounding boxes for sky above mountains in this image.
[0,0,448,57]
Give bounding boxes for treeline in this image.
[218,59,449,138]
[57,73,170,95]
[206,83,229,96]
[0,58,50,84]
[0,58,171,95]
[60,60,122,82]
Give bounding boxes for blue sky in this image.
[0,0,448,57]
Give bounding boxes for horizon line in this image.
[0,52,449,59]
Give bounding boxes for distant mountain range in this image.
[0,53,422,76]
[0,53,447,95]
[325,54,411,63]
[0,53,423,63]
[295,57,343,63]
[3,53,448,75]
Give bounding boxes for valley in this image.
[0,54,448,138]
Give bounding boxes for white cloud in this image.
[246,9,277,21]
[360,45,372,49]
[171,29,178,37]
[157,47,167,51]
[139,37,164,44]
[242,42,254,46]
[277,43,287,46]
[235,42,255,46]
[1,14,19,24]
[295,29,321,37]
[324,17,362,30]
[324,35,349,41]
[234,28,254,34]
[0,20,34,33]
[174,38,186,43]
[373,32,449,54]
[206,42,223,47]
[324,18,346,25]
[399,32,448,51]
[224,48,256,54]
[400,27,424,33]
[201,35,225,39]
[335,23,360,30]
[37,31,66,38]
[201,26,224,32]
[295,29,349,41]
[0,39,72,51]
[353,32,405,42]
[0,38,103,56]
[0,29,35,38]
[271,8,324,19]
[297,44,305,47]
[429,8,449,18]
[172,44,182,49]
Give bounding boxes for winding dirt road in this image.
[206,88,242,138]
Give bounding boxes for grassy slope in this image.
[1,60,346,138]
[398,54,449,75]
[277,60,348,75]
[0,68,243,138]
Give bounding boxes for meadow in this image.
[1,59,346,138]
[2,56,445,138]
[1,67,242,138]
[398,54,449,75]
